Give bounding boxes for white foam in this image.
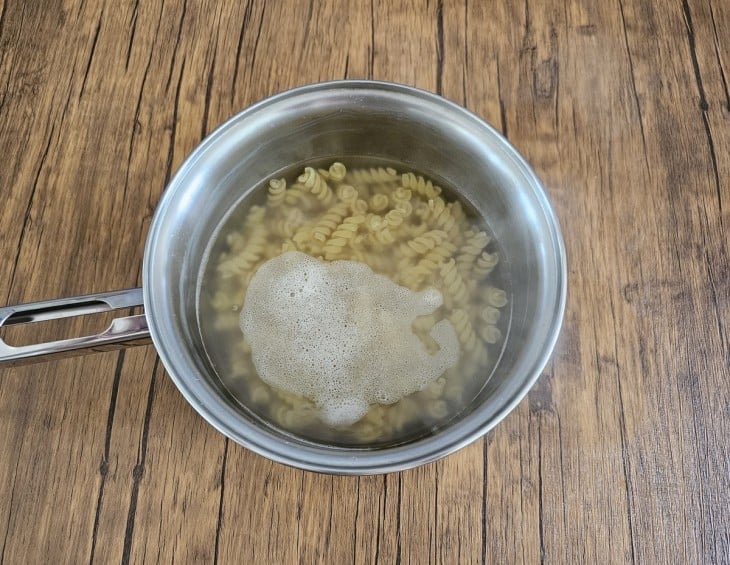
[240,251,460,426]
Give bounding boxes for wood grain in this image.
[0,0,728,563]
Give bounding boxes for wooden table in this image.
[1,0,728,562]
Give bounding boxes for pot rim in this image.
[143,79,567,474]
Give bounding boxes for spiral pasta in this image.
[426,197,461,243]
[473,250,499,279]
[350,198,369,215]
[322,215,366,260]
[439,258,469,306]
[311,201,350,243]
[402,229,449,257]
[326,161,347,181]
[216,228,267,279]
[299,166,334,206]
[484,287,508,308]
[401,172,442,199]
[399,241,457,289]
[267,178,287,208]
[270,207,305,239]
[347,166,399,187]
[370,193,390,212]
[449,309,478,352]
[456,231,491,278]
[336,184,358,204]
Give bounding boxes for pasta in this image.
[199,161,508,445]
[322,215,366,260]
[403,229,449,257]
[311,201,350,243]
[299,166,334,205]
[439,258,469,306]
[369,193,390,212]
[401,172,442,200]
[267,178,287,208]
[473,250,499,279]
[456,231,491,278]
[347,166,399,188]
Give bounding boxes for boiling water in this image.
[196,158,511,447]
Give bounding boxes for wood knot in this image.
[576,24,597,36]
[528,378,554,413]
[622,282,639,303]
[132,464,144,481]
[533,58,558,99]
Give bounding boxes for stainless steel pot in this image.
[0,81,566,474]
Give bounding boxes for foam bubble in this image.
[240,251,460,427]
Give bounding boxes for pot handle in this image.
[0,288,151,368]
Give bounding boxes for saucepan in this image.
[0,81,566,474]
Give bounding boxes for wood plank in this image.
[0,0,727,563]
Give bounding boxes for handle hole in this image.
[0,306,143,347]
